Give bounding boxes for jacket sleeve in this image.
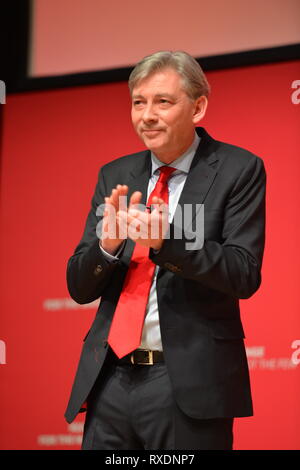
[150,156,266,299]
[66,167,119,304]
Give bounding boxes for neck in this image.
[154,134,196,164]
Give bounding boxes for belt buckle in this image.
[130,353,135,365]
[143,350,153,365]
[131,350,154,365]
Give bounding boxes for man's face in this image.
[131,68,203,163]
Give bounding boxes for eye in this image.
[158,98,172,107]
[133,100,146,109]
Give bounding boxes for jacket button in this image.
[94,264,103,275]
[164,262,182,273]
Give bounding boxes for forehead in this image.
[132,68,185,96]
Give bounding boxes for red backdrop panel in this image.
[0,60,299,449]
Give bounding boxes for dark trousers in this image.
[82,352,234,450]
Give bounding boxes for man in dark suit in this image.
[65,51,266,450]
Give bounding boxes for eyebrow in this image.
[132,93,176,100]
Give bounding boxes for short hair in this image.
[128,51,210,100]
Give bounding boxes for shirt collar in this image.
[150,132,200,176]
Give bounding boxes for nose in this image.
[142,103,158,124]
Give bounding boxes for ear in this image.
[192,96,208,124]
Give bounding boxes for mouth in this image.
[142,129,163,136]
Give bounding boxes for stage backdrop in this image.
[0,59,299,449]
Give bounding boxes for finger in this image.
[104,197,113,216]
[112,185,128,212]
[116,210,128,238]
[117,184,128,192]
[128,208,138,218]
[129,191,143,208]
[104,196,113,208]
[109,188,119,208]
[151,196,165,204]
[127,215,143,240]
[117,209,130,223]
[128,208,149,224]
[151,202,168,215]
[125,211,139,225]
[118,186,128,212]
[116,184,128,197]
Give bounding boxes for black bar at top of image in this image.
[5,43,300,95]
[2,1,300,95]
[1,0,31,93]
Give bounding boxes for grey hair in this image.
[128,51,210,100]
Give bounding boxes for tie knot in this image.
[157,165,176,184]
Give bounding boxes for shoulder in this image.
[212,139,266,194]
[95,149,150,188]
[198,128,266,192]
[215,139,264,171]
[210,137,265,183]
[101,150,149,174]
[198,127,265,173]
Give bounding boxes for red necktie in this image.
[108,165,176,358]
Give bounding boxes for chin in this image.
[143,138,166,153]
[146,144,164,155]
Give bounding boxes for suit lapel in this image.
[175,127,219,224]
[127,153,152,205]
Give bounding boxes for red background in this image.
[0,59,299,449]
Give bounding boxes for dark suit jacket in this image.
[65,127,266,424]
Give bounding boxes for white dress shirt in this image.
[101,132,200,351]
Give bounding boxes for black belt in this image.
[117,349,164,365]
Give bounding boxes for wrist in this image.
[150,239,163,251]
[99,239,122,256]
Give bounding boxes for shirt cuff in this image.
[99,241,125,261]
